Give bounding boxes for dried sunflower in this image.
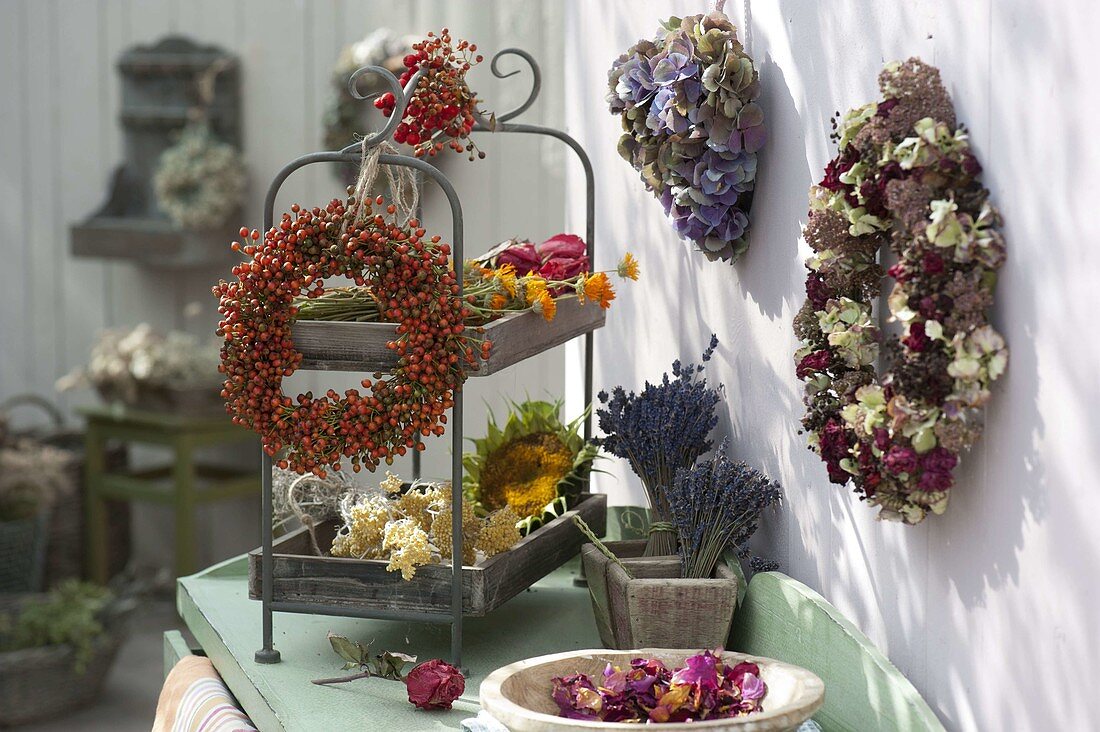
[463,400,598,534]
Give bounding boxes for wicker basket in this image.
[0,595,132,726]
[0,395,131,584]
[0,511,49,592]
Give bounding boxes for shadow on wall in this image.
[759,0,1096,729]
[735,54,810,322]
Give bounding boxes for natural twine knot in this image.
[351,140,420,225]
[647,520,676,536]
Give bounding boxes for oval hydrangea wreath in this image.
[608,12,765,263]
[794,58,1007,524]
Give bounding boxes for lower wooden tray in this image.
[247,493,607,618]
[291,296,605,374]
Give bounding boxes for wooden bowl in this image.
[480,648,824,731]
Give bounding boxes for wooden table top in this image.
[178,553,603,731]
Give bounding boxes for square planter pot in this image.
[581,539,739,649]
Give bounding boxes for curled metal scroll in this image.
[488,48,541,122]
[344,65,427,149]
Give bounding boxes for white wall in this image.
[0,0,567,567]
[566,1,1100,730]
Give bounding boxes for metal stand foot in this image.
[255,648,281,664]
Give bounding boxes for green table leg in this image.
[85,421,110,584]
[174,437,197,578]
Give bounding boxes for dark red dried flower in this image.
[887,262,909,282]
[405,659,465,710]
[902,321,930,352]
[819,153,855,193]
[884,445,919,475]
[921,251,945,275]
[806,273,832,309]
[796,349,832,379]
[921,446,958,474]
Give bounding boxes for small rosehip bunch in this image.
[375,29,486,160]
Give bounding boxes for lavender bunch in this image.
[596,335,721,555]
[667,441,781,579]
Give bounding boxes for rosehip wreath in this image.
[794,58,1008,524]
[608,12,765,263]
[213,193,486,477]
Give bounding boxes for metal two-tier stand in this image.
[253,49,596,669]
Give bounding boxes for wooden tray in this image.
[291,296,605,374]
[247,493,607,617]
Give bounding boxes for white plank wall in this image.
[565,1,1100,730]
[0,0,568,484]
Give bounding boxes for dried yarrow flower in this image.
[474,506,522,558]
[383,518,434,581]
[430,498,480,566]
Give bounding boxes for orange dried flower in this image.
[583,272,616,309]
[532,291,557,322]
[495,263,517,297]
[524,276,548,304]
[617,252,640,281]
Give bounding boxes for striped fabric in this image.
[154,656,257,732]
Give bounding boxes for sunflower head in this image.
[463,399,599,534]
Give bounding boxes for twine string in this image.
[287,473,324,556]
[352,141,420,226]
[647,520,676,536]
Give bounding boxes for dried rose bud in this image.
[405,659,465,710]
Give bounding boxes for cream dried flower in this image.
[380,471,404,495]
[430,498,480,566]
[475,506,521,558]
[383,518,433,580]
[330,494,389,559]
[396,484,445,533]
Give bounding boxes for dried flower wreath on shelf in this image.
[794,58,1008,524]
[607,12,765,263]
[213,195,484,477]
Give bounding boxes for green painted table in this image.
[175,510,943,731]
[81,405,259,581]
[177,554,602,731]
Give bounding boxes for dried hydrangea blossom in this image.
[794,58,1007,524]
[607,12,764,262]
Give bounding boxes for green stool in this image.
[80,406,259,582]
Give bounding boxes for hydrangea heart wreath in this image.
[794,58,1008,524]
[213,193,486,477]
[608,12,765,263]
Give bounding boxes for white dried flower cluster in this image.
[329,475,521,580]
[56,324,221,403]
